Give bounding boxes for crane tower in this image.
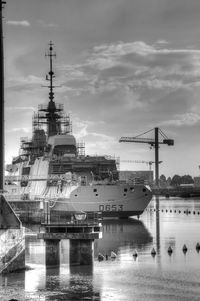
[119,127,174,187]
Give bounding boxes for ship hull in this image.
[5,182,152,222]
[51,184,152,218]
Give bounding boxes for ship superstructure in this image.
[5,42,152,221]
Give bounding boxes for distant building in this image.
[119,170,153,185]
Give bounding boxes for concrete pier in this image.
[45,239,60,267]
[70,239,93,266]
[38,211,102,267]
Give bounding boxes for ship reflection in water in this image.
[1,197,200,300]
[94,219,152,257]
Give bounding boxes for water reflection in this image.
[95,218,152,257]
[2,198,200,300]
[43,264,100,300]
[155,196,160,253]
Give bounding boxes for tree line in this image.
[159,174,194,187]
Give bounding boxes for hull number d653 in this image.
[99,204,123,211]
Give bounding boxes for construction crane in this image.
[119,127,174,187]
[120,160,163,171]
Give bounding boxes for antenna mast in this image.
[45,41,56,103]
[0,0,6,191]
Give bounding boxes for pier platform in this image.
[38,211,102,266]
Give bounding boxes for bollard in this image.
[98,253,105,261]
[168,246,173,255]
[151,247,156,257]
[196,243,200,252]
[182,244,187,253]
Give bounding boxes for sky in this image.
[3,0,200,178]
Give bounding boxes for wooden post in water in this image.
[155,127,159,188]
[0,1,6,191]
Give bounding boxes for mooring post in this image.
[45,239,60,267]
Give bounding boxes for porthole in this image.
[93,188,97,192]
[143,188,146,192]
[124,188,128,192]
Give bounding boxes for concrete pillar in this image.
[45,239,60,267]
[69,239,94,266]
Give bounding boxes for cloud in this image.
[155,40,169,45]
[54,40,200,137]
[161,113,200,127]
[6,20,30,27]
[6,75,44,92]
[60,40,200,99]
[36,20,58,28]
[6,127,31,134]
[6,106,35,112]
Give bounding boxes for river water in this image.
[1,196,200,301]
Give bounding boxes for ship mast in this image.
[46,41,56,104]
[0,1,6,191]
[44,41,62,137]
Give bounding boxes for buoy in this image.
[133,250,138,258]
[168,246,173,254]
[151,247,156,256]
[196,243,200,251]
[98,253,105,261]
[182,244,187,253]
[111,251,117,259]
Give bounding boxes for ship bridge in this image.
[48,134,77,157]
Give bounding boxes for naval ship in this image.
[5,42,152,221]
